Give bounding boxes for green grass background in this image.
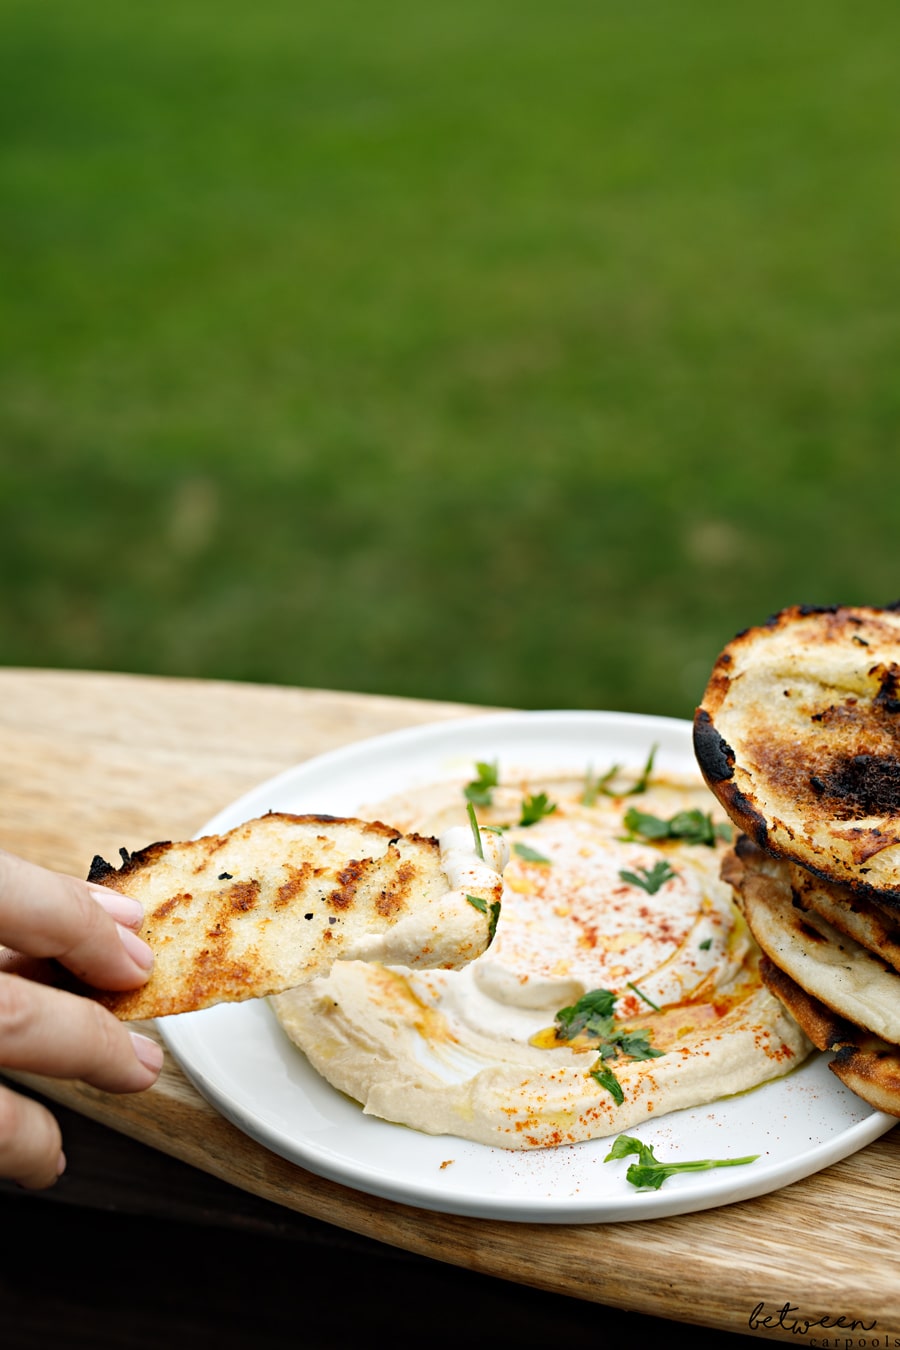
[2,1,898,718]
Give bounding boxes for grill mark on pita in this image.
[188,940,261,1011]
[276,862,319,909]
[328,855,380,910]
[874,661,900,714]
[376,857,416,918]
[226,878,260,912]
[810,754,900,820]
[152,891,191,921]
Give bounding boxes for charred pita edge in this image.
[773,846,900,915]
[87,812,415,888]
[692,707,735,784]
[693,709,770,850]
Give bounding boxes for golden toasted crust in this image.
[758,955,900,1118]
[694,603,900,908]
[830,1037,900,1117]
[87,811,501,1020]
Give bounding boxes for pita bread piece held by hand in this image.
[86,811,507,1020]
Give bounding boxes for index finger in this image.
[0,849,154,991]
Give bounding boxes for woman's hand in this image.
[0,848,162,1189]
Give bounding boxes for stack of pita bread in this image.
[694,602,900,1116]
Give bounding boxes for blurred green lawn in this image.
[2,1,898,718]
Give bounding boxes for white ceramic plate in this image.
[159,711,896,1223]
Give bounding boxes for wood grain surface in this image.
[2,667,899,1346]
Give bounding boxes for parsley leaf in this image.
[604,1135,759,1191]
[513,841,552,864]
[618,860,677,894]
[603,744,658,798]
[622,807,732,848]
[626,981,661,1012]
[465,894,501,944]
[611,1030,660,1061]
[464,760,499,806]
[556,988,616,1039]
[590,1063,624,1105]
[581,745,659,802]
[581,763,620,806]
[554,989,663,1068]
[519,792,557,827]
[466,801,485,860]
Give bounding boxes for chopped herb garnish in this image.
[466,801,485,860]
[556,988,616,1038]
[513,841,552,864]
[581,745,658,802]
[590,1063,624,1105]
[464,760,499,806]
[519,791,557,827]
[554,989,663,1067]
[626,981,661,1012]
[610,1029,660,1061]
[555,992,664,1098]
[622,807,732,848]
[581,763,619,806]
[604,744,658,798]
[604,1135,759,1191]
[698,937,712,951]
[466,893,501,944]
[618,860,677,894]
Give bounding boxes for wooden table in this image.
[2,667,898,1346]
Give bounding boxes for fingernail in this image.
[130,1032,164,1074]
[117,923,154,973]
[89,885,144,930]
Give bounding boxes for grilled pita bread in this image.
[694,602,900,908]
[784,858,900,974]
[830,1037,900,1115]
[758,955,900,1117]
[722,836,900,1045]
[87,811,506,1020]
[722,833,900,974]
[757,953,857,1052]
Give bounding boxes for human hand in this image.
[0,847,163,1189]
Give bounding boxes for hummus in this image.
[272,763,812,1149]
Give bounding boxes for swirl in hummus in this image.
[272,764,812,1149]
